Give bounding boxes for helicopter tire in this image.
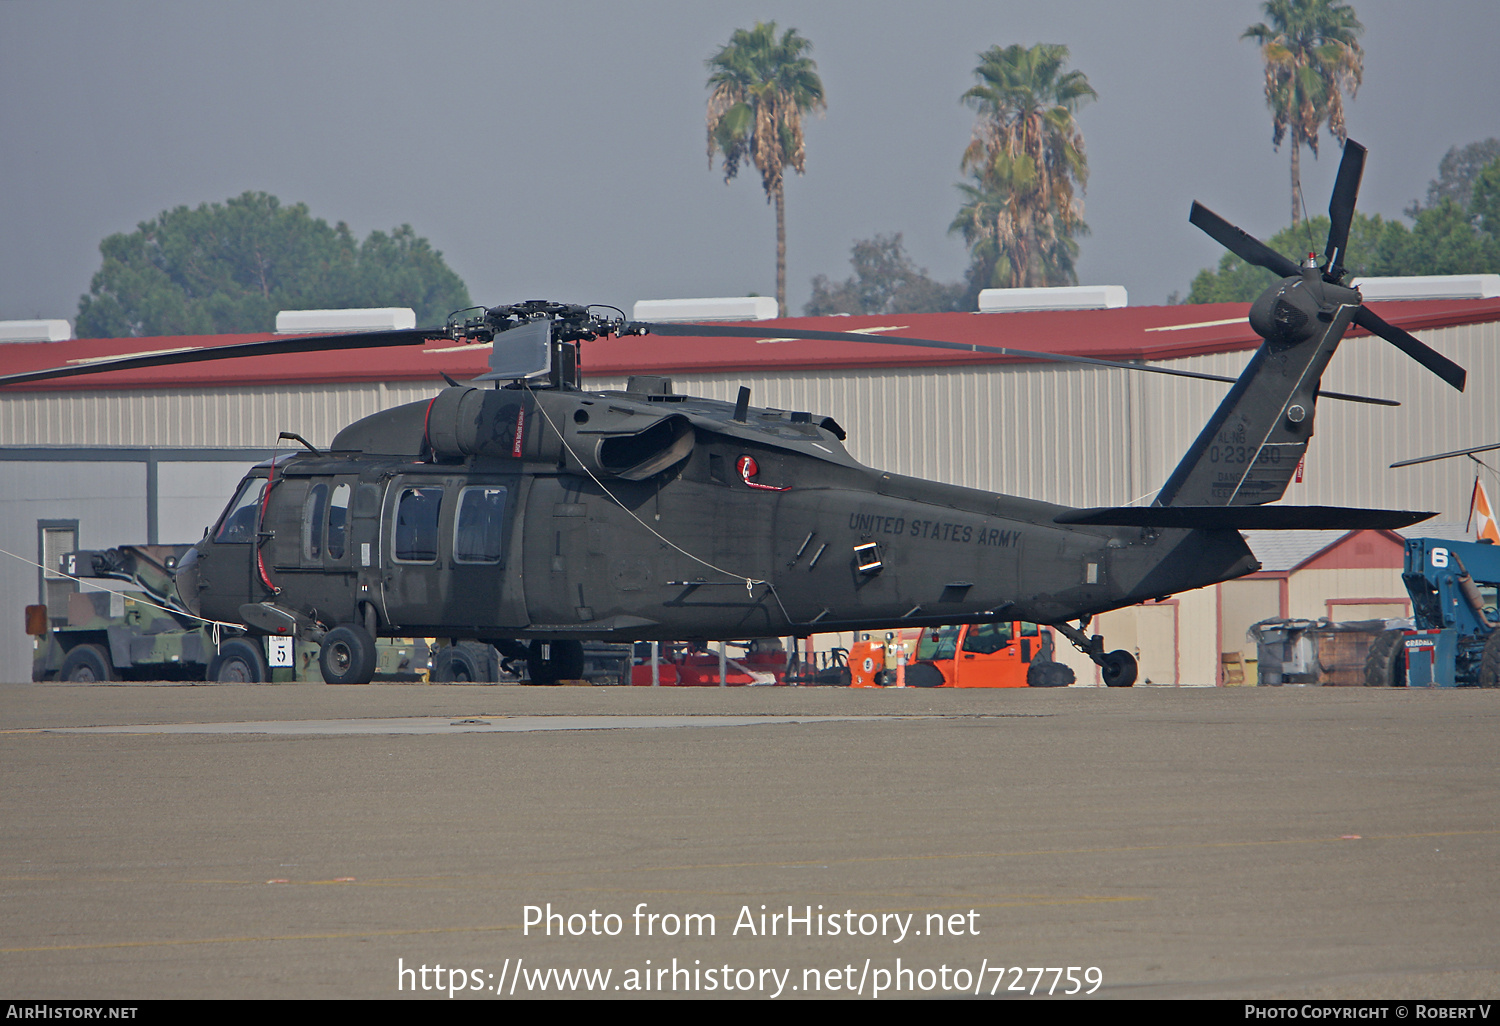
[1101,650,1137,687]
[1363,629,1408,687]
[61,643,116,682]
[1026,660,1076,688]
[527,639,585,685]
[320,624,377,685]
[209,639,269,683]
[432,642,499,684]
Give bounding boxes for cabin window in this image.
[326,483,351,560]
[302,484,328,560]
[394,487,443,562]
[214,478,266,543]
[916,625,961,661]
[453,486,508,564]
[962,621,1013,655]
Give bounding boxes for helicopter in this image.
[0,139,1465,686]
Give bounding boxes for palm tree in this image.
[1243,0,1364,225]
[706,22,826,317]
[954,43,1095,291]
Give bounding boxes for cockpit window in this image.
[962,621,1013,655]
[916,625,961,661]
[214,478,266,543]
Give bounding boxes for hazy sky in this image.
[4,0,1498,326]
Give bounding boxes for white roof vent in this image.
[275,308,416,334]
[1350,275,1500,301]
[0,319,72,343]
[632,297,779,322]
[977,285,1127,313]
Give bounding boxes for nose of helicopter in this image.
[174,545,202,616]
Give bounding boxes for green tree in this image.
[1469,157,1500,240]
[76,192,470,338]
[1375,197,1500,277]
[1407,138,1500,216]
[804,234,964,316]
[1185,171,1500,303]
[951,43,1095,295]
[1243,0,1364,225]
[706,21,827,318]
[1187,213,1389,303]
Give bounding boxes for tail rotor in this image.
[1189,139,1465,392]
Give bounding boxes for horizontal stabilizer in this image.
[1054,505,1436,531]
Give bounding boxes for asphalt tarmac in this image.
[2,681,1498,1001]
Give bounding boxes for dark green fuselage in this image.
[181,383,1258,643]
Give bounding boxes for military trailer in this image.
[30,544,428,683]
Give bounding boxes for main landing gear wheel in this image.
[527,640,584,685]
[1101,650,1137,688]
[320,624,377,685]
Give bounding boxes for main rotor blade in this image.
[1324,140,1366,276]
[1352,306,1467,392]
[1189,201,1300,278]
[628,321,1397,405]
[0,328,442,389]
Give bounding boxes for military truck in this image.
[30,544,427,683]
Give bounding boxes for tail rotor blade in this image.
[1353,305,1467,392]
[1189,201,1300,278]
[1324,140,1367,278]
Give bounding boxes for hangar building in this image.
[2,296,1495,683]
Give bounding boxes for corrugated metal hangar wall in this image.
[1,315,1494,682]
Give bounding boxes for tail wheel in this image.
[1101,650,1137,687]
[527,640,584,685]
[1363,629,1407,687]
[320,624,377,685]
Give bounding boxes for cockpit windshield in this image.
[214,477,265,543]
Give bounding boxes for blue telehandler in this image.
[1365,537,1500,687]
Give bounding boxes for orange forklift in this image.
[849,621,1075,688]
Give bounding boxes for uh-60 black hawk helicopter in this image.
[2,140,1465,686]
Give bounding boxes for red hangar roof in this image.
[3,298,1498,393]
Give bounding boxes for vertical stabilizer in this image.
[1155,272,1358,508]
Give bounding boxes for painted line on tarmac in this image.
[463,827,1500,880]
[24,714,931,735]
